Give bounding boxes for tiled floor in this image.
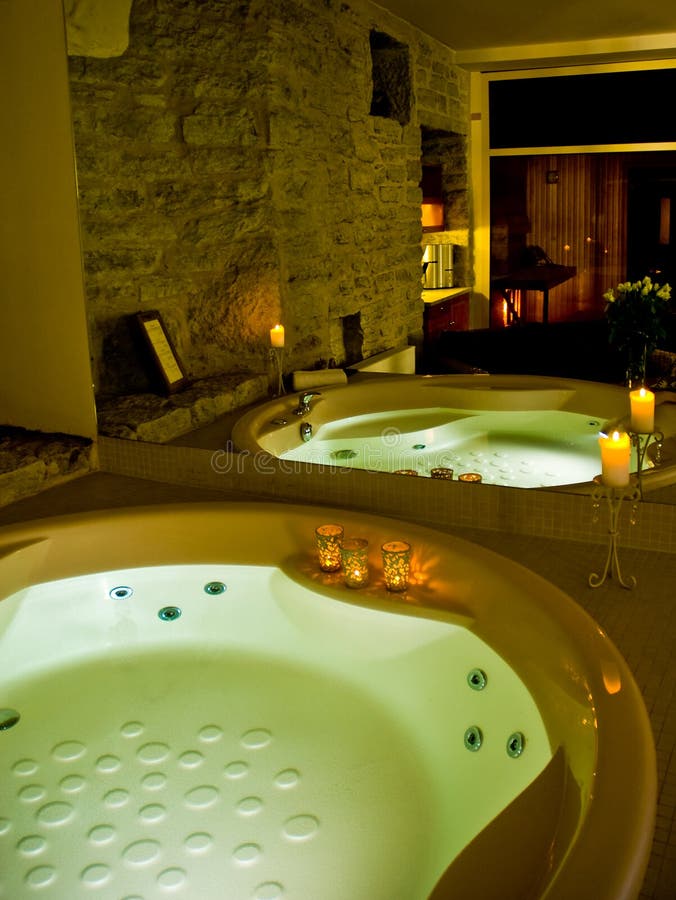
[1,472,675,898]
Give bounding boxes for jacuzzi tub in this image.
[232,374,676,491]
[0,502,655,899]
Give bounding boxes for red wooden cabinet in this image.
[423,289,470,344]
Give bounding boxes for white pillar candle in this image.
[270,324,285,348]
[599,431,631,488]
[629,387,655,434]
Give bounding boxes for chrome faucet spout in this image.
[294,391,321,416]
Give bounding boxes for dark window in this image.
[489,70,676,149]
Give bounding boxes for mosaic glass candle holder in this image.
[315,523,344,572]
[381,540,411,592]
[340,538,369,588]
[430,467,454,480]
[393,469,418,476]
[458,472,482,483]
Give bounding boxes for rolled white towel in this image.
[292,369,348,391]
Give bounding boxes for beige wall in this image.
[0,0,96,438]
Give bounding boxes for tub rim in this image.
[231,372,675,494]
[0,500,657,900]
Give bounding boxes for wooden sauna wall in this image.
[525,153,628,321]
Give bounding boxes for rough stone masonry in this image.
[68,0,470,398]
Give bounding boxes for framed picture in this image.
[134,311,188,394]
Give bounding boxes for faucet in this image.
[300,421,313,442]
[294,391,321,416]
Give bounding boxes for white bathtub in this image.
[232,374,676,491]
[0,502,656,899]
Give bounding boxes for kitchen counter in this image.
[422,286,470,304]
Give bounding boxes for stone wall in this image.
[68,0,470,398]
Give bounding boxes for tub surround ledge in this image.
[97,372,268,443]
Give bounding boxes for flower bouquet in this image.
[603,276,672,386]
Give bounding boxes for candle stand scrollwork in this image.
[589,479,640,590]
[269,347,286,397]
[629,429,664,499]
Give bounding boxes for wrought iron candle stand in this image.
[269,347,286,397]
[629,429,664,499]
[589,478,640,590]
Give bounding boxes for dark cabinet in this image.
[423,290,470,344]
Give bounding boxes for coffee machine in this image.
[422,244,454,289]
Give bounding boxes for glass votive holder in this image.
[340,538,369,588]
[315,523,344,572]
[393,469,418,476]
[381,540,411,592]
[458,472,482,483]
[430,467,454,480]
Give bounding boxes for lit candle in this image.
[270,324,285,348]
[598,430,631,487]
[629,387,655,434]
[315,523,343,572]
[340,538,369,588]
[381,540,411,592]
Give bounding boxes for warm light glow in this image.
[660,197,671,245]
[341,538,369,588]
[315,523,343,572]
[430,467,454,480]
[270,324,285,348]
[381,540,411,592]
[458,472,482,483]
[629,387,655,434]
[421,201,444,230]
[598,431,630,487]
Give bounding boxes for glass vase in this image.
[625,342,648,389]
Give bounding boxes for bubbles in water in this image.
[120,721,144,738]
[17,835,46,856]
[37,801,74,826]
[179,750,204,768]
[141,772,167,791]
[139,803,166,824]
[241,728,272,749]
[89,824,116,845]
[137,742,170,764]
[25,866,57,887]
[123,839,161,866]
[12,759,38,777]
[233,842,262,864]
[184,785,219,808]
[254,883,284,900]
[184,832,213,855]
[198,724,223,743]
[96,754,121,773]
[60,774,86,794]
[157,868,186,888]
[224,760,249,779]
[80,864,111,886]
[103,789,129,809]
[51,741,86,762]
[283,814,319,841]
[19,784,46,803]
[237,796,263,816]
[274,769,300,789]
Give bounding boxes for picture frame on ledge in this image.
[134,310,188,395]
